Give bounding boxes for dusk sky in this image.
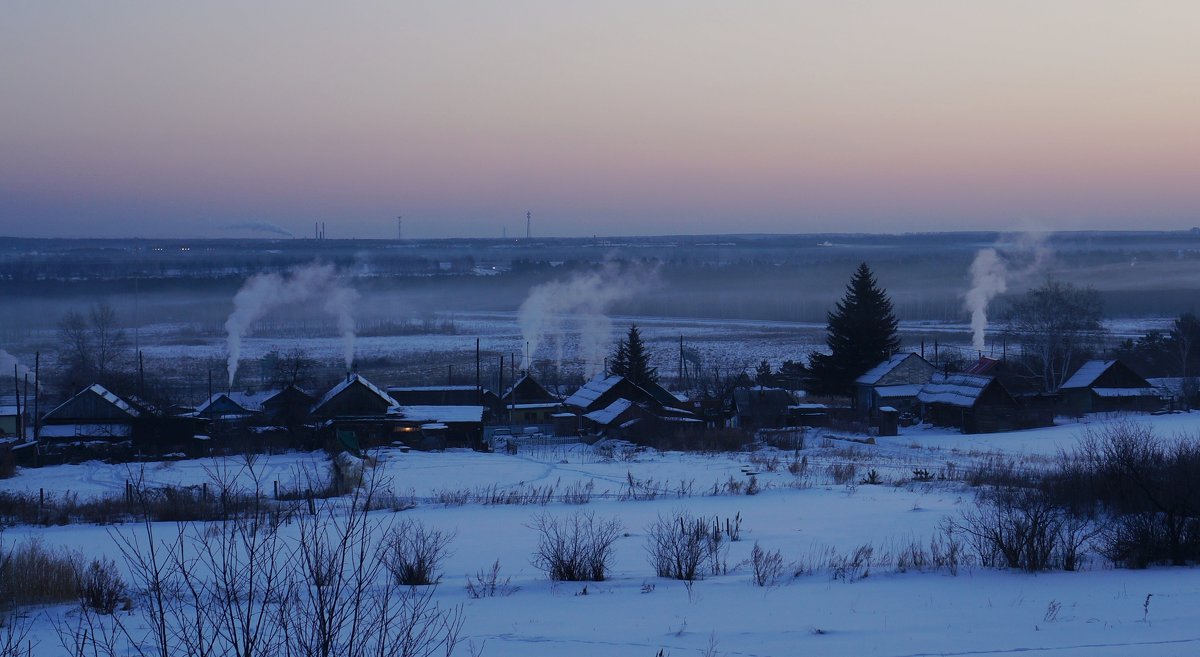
[2,1,1198,239]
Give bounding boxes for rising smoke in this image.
[224,263,358,386]
[0,349,31,382]
[964,231,1050,350]
[225,222,294,238]
[517,261,657,377]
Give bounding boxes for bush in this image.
[749,542,784,587]
[76,558,126,615]
[384,519,455,586]
[530,512,622,582]
[645,511,728,581]
[465,560,518,599]
[949,487,1064,572]
[0,535,80,610]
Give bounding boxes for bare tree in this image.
[1005,280,1104,392]
[54,302,129,393]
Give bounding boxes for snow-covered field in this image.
[4,412,1200,656]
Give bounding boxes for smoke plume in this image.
[518,261,656,377]
[0,349,32,381]
[225,222,294,238]
[224,263,358,386]
[963,230,1051,351]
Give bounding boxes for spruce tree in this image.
[808,263,900,396]
[610,324,657,385]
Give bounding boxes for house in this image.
[501,373,563,425]
[854,352,935,415]
[40,384,140,443]
[311,374,401,448]
[194,390,273,422]
[0,396,20,438]
[387,385,503,418]
[388,405,485,450]
[580,398,702,443]
[563,375,664,415]
[918,374,1021,434]
[729,387,795,431]
[1060,360,1163,415]
[260,385,316,427]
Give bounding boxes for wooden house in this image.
[260,385,315,427]
[918,374,1020,434]
[387,405,485,450]
[1059,360,1163,415]
[501,373,563,424]
[311,374,401,448]
[40,384,140,443]
[729,387,795,431]
[563,375,662,415]
[387,385,503,418]
[854,353,935,415]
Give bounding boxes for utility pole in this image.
[397,215,403,240]
[526,211,531,239]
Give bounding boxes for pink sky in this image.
[2,1,1198,238]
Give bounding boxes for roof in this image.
[873,384,923,399]
[1092,388,1161,398]
[389,405,484,424]
[584,398,633,426]
[732,387,794,410]
[46,384,140,420]
[196,390,275,415]
[564,374,625,408]
[855,353,919,385]
[387,385,481,392]
[0,405,18,417]
[312,374,397,413]
[963,356,1002,376]
[918,374,995,408]
[1061,360,1117,390]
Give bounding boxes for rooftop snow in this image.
[918,374,993,408]
[389,405,484,424]
[564,374,624,408]
[1092,387,1161,398]
[874,384,923,398]
[855,353,919,385]
[312,374,397,413]
[584,398,633,426]
[1060,360,1117,389]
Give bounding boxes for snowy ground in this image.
[4,412,1200,656]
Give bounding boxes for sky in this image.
[1,1,1198,239]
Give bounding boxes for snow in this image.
[583,398,633,425]
[854,352,918,385]
[5,411,1200,656]
[1093,387,1162,398]
[874,384,923,398]
[917,373,993,407]
[563,374,623,408]
[390,405,485,423]
[1061,359,1117,389]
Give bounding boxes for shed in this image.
[730,387,795,431]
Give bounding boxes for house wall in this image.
[317,384,392,418]
[45,391,132,422]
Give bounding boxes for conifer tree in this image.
[808,263,900,395]
[610,324,657,386]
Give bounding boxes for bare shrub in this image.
[749,542,784,587]
[384,519,455,586]
[619,472,661,501]
[827,463,856,485]
[530,511,622,582]
[466,560,518,599]
[76,558,126,615]
[830,543,874,581]
[0,535,79,609]
[645,511,727,581]
[560,480,594,505]
[0,613,33,657]
[949,487,1064,572]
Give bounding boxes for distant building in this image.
[918,374,1020,434]
[501,372,562,425]
[1060,360,1163,415]
[729,387,795,431]
[855,352,936,416]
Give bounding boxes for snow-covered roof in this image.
[918,374,994,408]
[45,384,140,420]
[196,390,275,415]
[1060,360,1117,390]
[510,402,560,410]
[1092,387,1161,398]
[874,384,923,398]
[855,353,917,385]
[389,405,484,424]
[584,398,633,426]
[312,374,397,413]
[0,405,18,416]
[564,375,624,408]
[387,385,481,392]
